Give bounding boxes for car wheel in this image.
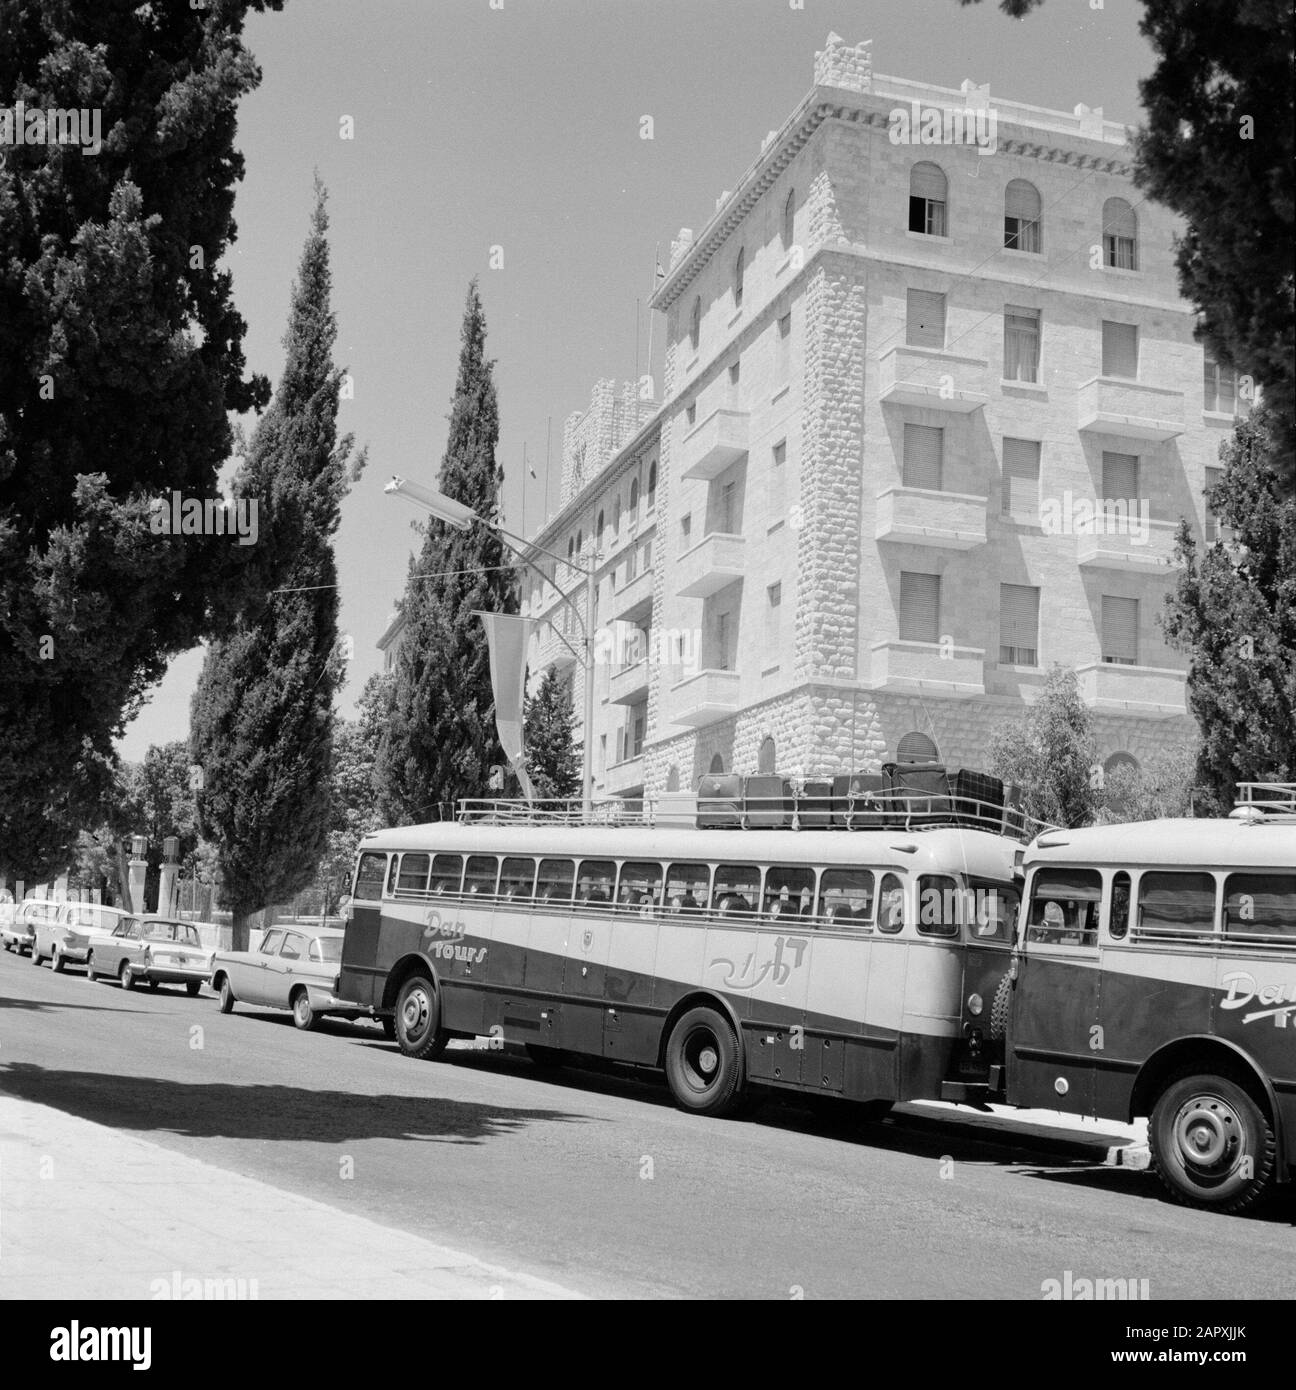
[1149,1072,1275,1213]
[217,976,235,1014]
[185,981,201,998]
[51,946,66,973]
[664,1006,745,1117]
[30,943,43,965]
[86,952,97,982]
[291,989,317,1031]
[148,980,158,991]
[119,960,135,991]
[394,974,449,1060]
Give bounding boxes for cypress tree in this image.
[190,182,363,949]
[376,282,518,824]
[523,667,581,801]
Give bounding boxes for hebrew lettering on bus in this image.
[709,935,808,990]
[1219,971,1296,1026]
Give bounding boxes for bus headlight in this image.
[967,993,984,1016]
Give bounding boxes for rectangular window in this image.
[715,610,732,670]
[917,874,960,937]
[906,289,946,349]
[1027,868,1103,946]
[1224,873,1296,940]
[464,855,499,898]
[999,584,1040,666]
[773,440,787,468]
[908,166,947,236]
[817,868,875,928]
[429,854,463,894]
[575,860,616,904]
[899,571,940,644]
[500,857,536,900]
[1004,214,1041,253]
[1138,871,1217,939]
[666,862,711,914]
[763,865,817,921]
[777,313,792,377]
[631,702,646,757]
[721,480,737,533]
[1102,451,1138,510]
[1004,306,1040,383]
[537,858,575,903]
[1105,230,1137,271]
[713,864,762,915]
[1101,320,1138,379]
[902,423,943,490]
[1001,438,1040,517]
[1101,595,1139,666]
[1204,356,1238,414]
[729,359,741,388]
[617,861,663,910]
[686,402,697,426]
[353,852,387,902]
[680,513,691,543]
[395,853,431,896]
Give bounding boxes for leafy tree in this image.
[317,672,391,912]
[1096,743,1199,824]
[191,183,363,949]
[962,0,1294,493]
[1162,414,1296,812]
[0,1,282,883]
[523,666,581,800]
[988,666,1100,828]
[376,282,518,824]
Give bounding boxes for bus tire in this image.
[987,972,1012,1043]
[394,974,450,1061]
[526,1044,566,1070]
[379,1015,397,1040]
[664,1006,744,1117]
[1149,1072,1275,1214]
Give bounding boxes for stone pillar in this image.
[127,835,148,915]
[158,836,180,918]
[53,872,69,902]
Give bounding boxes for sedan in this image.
[3,900,61,956]
[34,903,136,972]
[90,916,214,994]
[210,926,370,1030]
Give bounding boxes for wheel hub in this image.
[402,989,429,1034]
[1175,1096,1236,1169]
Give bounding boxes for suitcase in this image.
[832,772,887,828]
[696,774,743,828]
[882,762,952,823]
[743,775,794,828]
[797,780,834,829]
[954,768,1004,829]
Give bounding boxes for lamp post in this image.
[385,476,598,820]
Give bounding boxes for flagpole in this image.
[647,242,660,399]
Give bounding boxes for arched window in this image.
[709,752,725,775]
[597,509,604,542]
[734,248,745,309]
[1004,179,1041,253]
[757,736,776,775]
[1103,198,1137,270]
[689,295,701,351]
[666,765,681,793]
[647,461,657,511]
[896,731,939,765]
[908,163,948,237]
[1104,751,1140,778]
[575,529,583,556]
[783,188,795,252]
[567,537,574,560]
[629,477,640,525]
[613,496,622,536]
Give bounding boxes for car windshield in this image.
[311,937,343,963]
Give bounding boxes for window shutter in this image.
[1002,438,1040,515]
[999,584,1039,664]
[903,424,944,490]
[910,163,947,200]
[1101,596,1139,665]
[1102,321,1138,378]
[1005,180,1040,221]
[906,289,945,349]
[899,572,940,643]
[1102,451,1138,501]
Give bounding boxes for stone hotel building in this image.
[508,35,1241,806]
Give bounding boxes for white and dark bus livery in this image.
[994,786,1296,1213]
[339,809,1022,1122]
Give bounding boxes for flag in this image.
[654,257,666,282]
[477,611,536,802]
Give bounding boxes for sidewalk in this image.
[0,1096,582,1300]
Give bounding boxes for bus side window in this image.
[666,862,710,915]
[618,861,664,914]
[353,851,388,902]
[1026,869,1102,945]
[815,868,875,929]
[1108,871,1131,940]
[764,865,817,923]
[916,874,959,937]
[712,864,761,917]
[500,857,537,900]
[877,873,905,933]
[396,853,431,897]
[537,858,575,903]
[385,855,401,898]
[429,854,463,896]
[1136,871,1216,942]
[464,855,500,899]
[1224,872,1296,941]
[576,860,615,905]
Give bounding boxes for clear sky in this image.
[117,0,1156,760]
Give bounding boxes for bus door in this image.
[339,850,389,1008]
[563,859,617,1055]
[1008,867,1103,1116]
[899,874,967,1100]
[603,861,663,1064]
[859,872,909,1101]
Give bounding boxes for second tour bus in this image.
[339,815,1021,1120]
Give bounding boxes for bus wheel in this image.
[1149,1073,1275,1213]
[665,1007,744,1117]
[394,975,449,1061]
[379,1015,397,1041]
[526,1044,566,1070]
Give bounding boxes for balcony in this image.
[1076,517,1180,573]
[1077,377,1185,442]
[671,668,740,727]
[607,564,653,623]
[868,640,985,697]
[604,755,645,795]
[1076,661,1187,717]
[877,346,989,413]
[608,658,649,706]
[680,407,750,481]
[875,487,988,550]
[675,532,746,598]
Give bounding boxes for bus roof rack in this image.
[1232,782,1296,821]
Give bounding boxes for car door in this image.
[96,921,130,976]
[232,929,283,1004]
[264,931,309,1008]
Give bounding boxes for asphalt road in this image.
[2,945,1293,1298]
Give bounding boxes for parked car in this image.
[33,903,137,973]
[210,926,370,1030]
[89,916,214,994]
[5,900,65,957]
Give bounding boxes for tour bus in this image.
[339,801,1024,1121]
[988,784,1296,1214]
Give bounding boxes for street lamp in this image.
[386,476,598,820]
